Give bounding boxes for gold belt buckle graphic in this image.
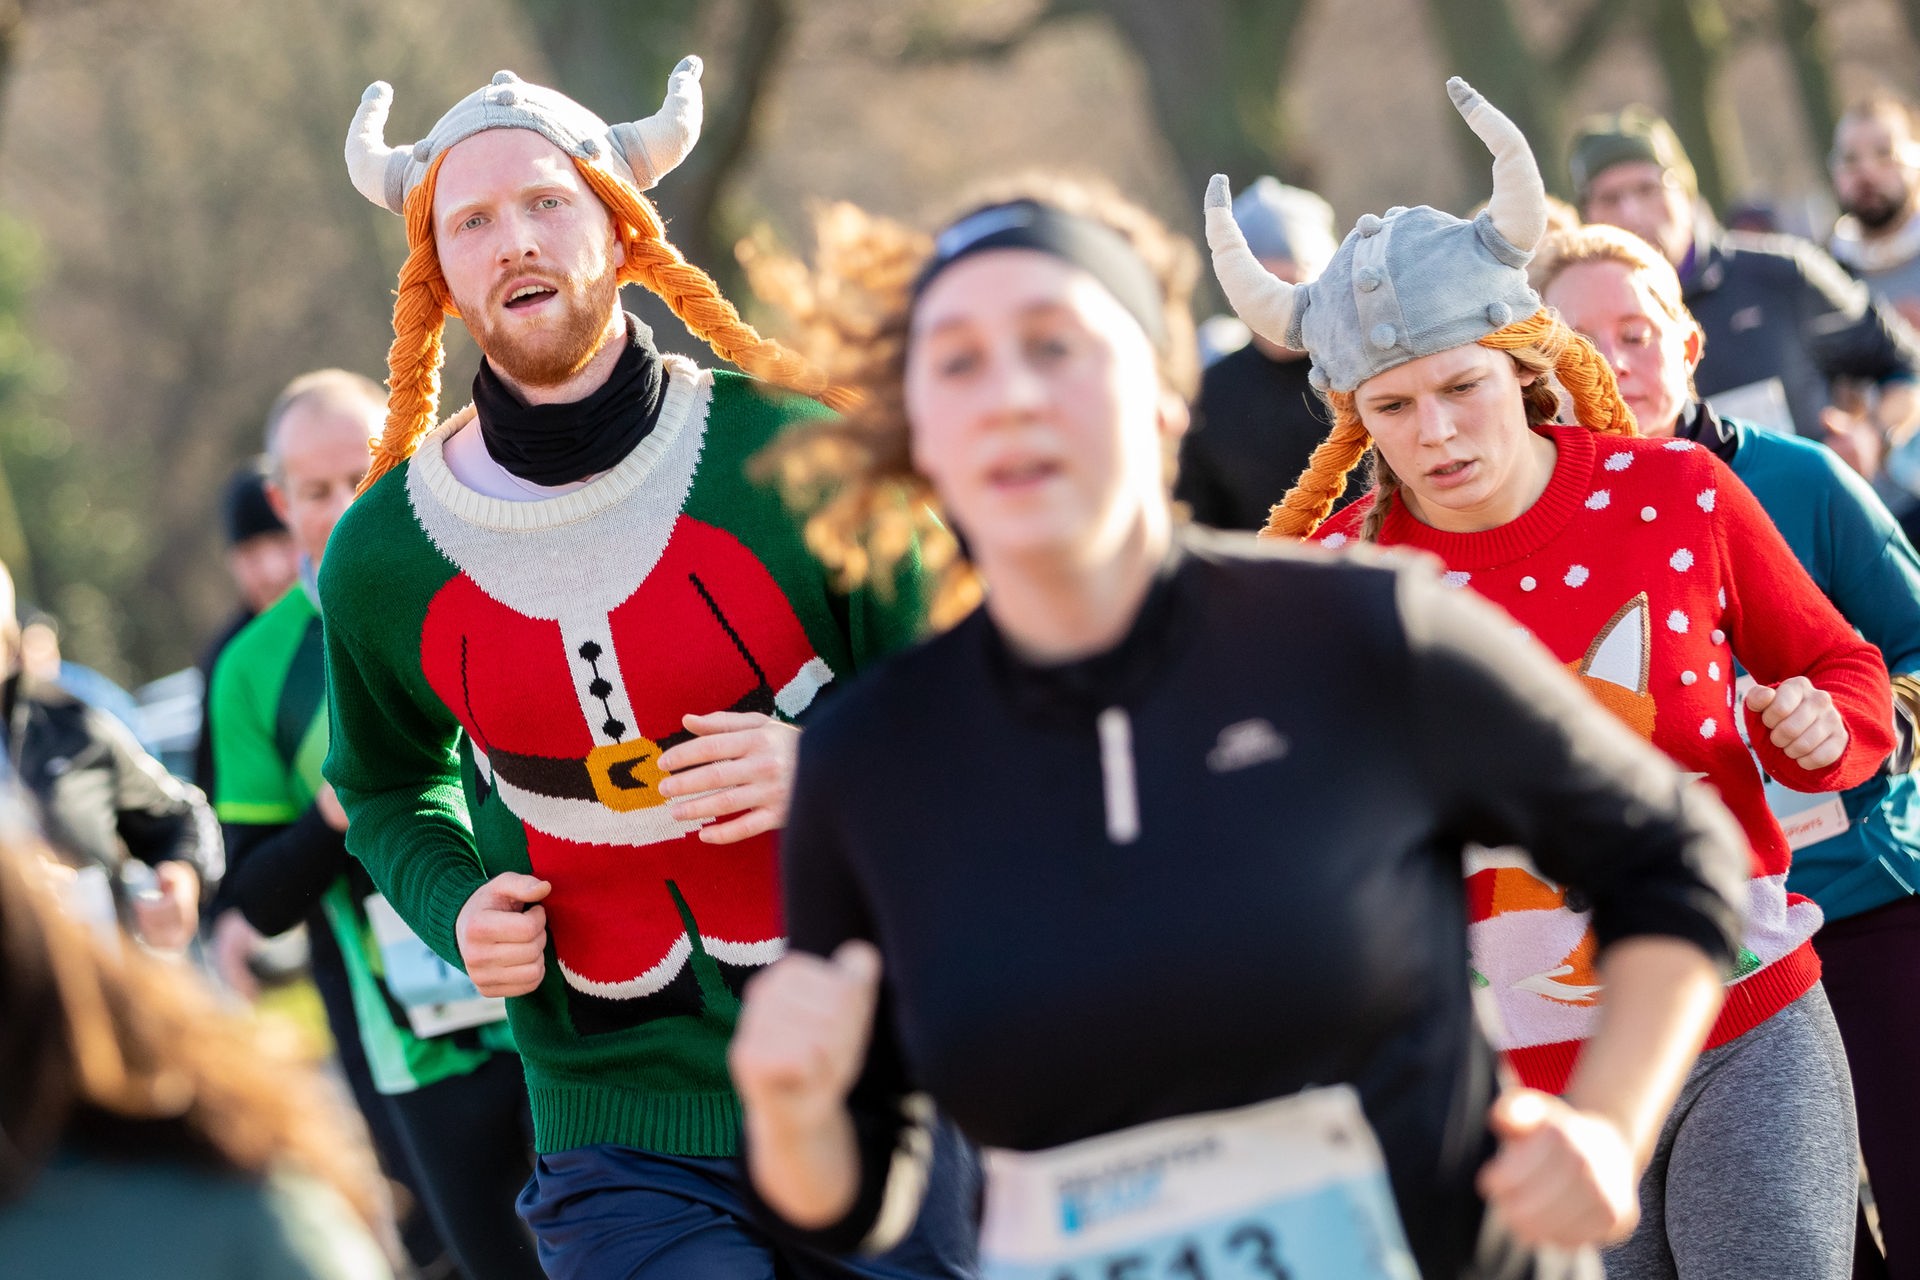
[585,737,669,812]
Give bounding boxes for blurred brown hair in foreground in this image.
[0,829,396,1277]
[746,173,1200,632]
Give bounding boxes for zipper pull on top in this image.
[1096,705,1140,845]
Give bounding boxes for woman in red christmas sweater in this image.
[1209,82,1895,1280]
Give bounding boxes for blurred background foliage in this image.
[2,0,1916,682]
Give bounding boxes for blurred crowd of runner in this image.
[6,60,1920,1280]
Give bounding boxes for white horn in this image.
[1447,77,1546,253]
[345,82,411,214]
[1204,174,1297,344]
[610,56,705,191]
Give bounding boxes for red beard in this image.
[468,266,622,388]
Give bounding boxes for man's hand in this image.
[1479,1090,1639,1248]
[132,861,200,952]
[210,907,265,1000]
[455,873,550,997]
[315,783,349,833]
[730,941,883,1135]
[1745,675,1849,770]
[656,712,800,844]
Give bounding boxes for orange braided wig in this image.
[362,151,853,494]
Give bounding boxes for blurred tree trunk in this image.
[0,1,22,146]
[0,0,39,589]
[517,0,789,318]
[1644,0,1741,212]
[900,0,1312,199]
[1099,0,1313,195]
[1422,0,1628,200]
[1770,0,1837,162]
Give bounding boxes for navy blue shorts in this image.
[516,1122,979,1279]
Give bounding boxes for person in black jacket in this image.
[1175,177,1342,532]
[0,561,217,952]
[727,163,1750,1279]
[1572,106,1920,473]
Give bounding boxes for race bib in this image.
[1733,675,1851,851]
[363,894,508,1038]
[978,1085,1419,1280]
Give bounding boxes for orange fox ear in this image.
[1566,593,1657,741]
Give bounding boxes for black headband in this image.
[911,200,1169,349]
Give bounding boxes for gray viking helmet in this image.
[345,57,705,215]
[1206,77,1548,394]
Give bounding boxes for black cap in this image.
[220,460,286,547]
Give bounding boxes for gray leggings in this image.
[1603,984,1858,1280]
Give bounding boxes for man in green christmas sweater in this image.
[321,61,974,1278]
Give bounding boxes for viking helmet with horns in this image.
[342,59,846,494]
[346,58,705,214]
[1206,78,1550,395]
[1212,79,1635,541]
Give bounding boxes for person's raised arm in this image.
[319,569,487,971]
[1707,454,1895,791]
[732,721,929,1255]
[1401,565,1746,1248]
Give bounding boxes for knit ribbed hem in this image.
[1705,937,1821,1051]
[1505,940,1821,1095]
[527,1080,742,1157]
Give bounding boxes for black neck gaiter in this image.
[473,313,667,486]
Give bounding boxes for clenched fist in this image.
[1479,1089,1639,1248]
[730,940,883,1133]
[455,872,550,997]
[1745,675,1848,771]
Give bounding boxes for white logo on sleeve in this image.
[1207,719,1290,774]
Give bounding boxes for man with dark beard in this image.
[1830,93,1920,539]
[1831,92,1920,328]
[318,64,974,1279]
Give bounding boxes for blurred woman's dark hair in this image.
[0,826,389,1240]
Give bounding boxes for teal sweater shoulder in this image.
[1726,419,1920,917]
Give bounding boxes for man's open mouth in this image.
[504,283,558,310]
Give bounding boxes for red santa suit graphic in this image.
[405,366,832,1016]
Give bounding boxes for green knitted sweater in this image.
[320,359,922,1154]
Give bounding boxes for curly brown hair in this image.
[747,175,1200,630]
[0,835,391,1250]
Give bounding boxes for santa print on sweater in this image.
[1313,423,1895,1092]
[408,361,830,1034]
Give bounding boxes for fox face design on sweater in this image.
[407,373,832,1032]
[1468,595,1652,1016]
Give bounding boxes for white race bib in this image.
[978,1085,1419,1280]
[363,894,508,1037]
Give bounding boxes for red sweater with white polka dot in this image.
[1314,424,1895,1092]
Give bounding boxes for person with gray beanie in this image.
[1176,177,1351,531]
[1572,106,1920,478]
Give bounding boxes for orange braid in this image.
[361,152,455,495]
[573,160,857,412]
[1260,416,1370,539]
[1478,309,1637,437]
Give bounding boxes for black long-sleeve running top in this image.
[769,531,1750,1280]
